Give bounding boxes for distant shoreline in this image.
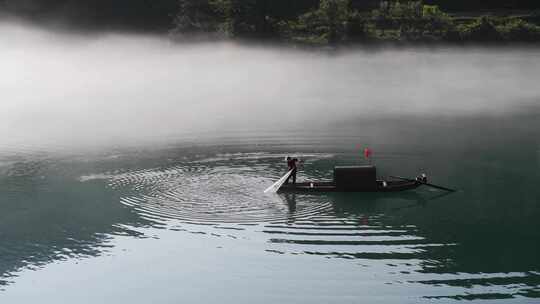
[2,1,539,45]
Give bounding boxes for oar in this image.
[390,175,456,192]
[264,170,294,193]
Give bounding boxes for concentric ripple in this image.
[83,152,334,224]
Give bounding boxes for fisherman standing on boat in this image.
[285,156,298,184]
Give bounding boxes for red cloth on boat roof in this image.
[364,148,372,158]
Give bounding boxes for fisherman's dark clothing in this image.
[285,159,298,184]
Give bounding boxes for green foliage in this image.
[228,0,258,36]
[171,0,275,39]
[423,5,451,29]
[280,0,352,44]
[208,0,275,38]
[497,18,540,42]
[320,0,350,43]
[372,1,422,20]
[367,2,456,41]
[421,5,453,39]
[454,15,540,42]
[209,0,235,37]
[169,0,540,44]
[458,16,503,42]
[170,0,219,38]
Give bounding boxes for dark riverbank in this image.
[1,1,540,45]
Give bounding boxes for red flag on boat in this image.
[364,148,372,159]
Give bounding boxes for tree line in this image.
[1,0,539,43]
[170,0,540,44]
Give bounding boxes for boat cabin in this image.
[334,166,378,191]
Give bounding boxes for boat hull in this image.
[278,180,421,193]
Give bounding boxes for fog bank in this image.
[1,22,539,150]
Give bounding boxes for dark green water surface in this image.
[0,112,539,303]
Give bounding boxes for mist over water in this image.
[1,22,539,151]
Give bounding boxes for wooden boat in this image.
[279,179,421,193]
[278,165,423,193]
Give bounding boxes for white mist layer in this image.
[1,22,539,150]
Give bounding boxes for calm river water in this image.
[1,24,540,303]
[1,113,539,303]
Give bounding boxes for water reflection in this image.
[0,155,152,289]
[266,191,540,300]
[266,193,439,262]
